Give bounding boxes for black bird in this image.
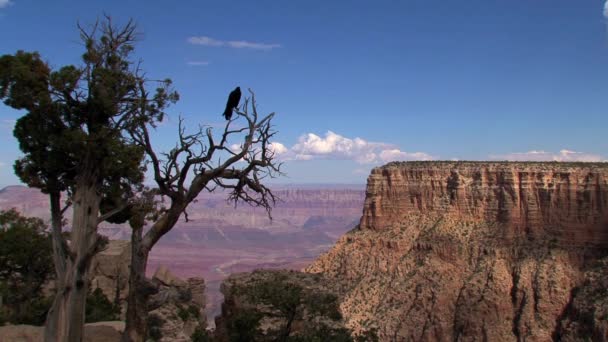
[222,86,241,120]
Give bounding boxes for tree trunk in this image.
[44,191,68,342]
[122,202,187,341]
[122,222,155,342]
[45,177,102,342]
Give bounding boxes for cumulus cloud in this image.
[187,60,209,66]
[276,131,434,164]
[268,142,289,156]
[490,149,604,162]
[0,0,12,9]
[604,0,608,18]
[187,36,281,50]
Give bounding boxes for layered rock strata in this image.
[306,161,608,341]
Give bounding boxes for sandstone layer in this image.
[306,161,608,341]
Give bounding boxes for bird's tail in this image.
[222,108,231,119]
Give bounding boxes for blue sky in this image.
[1,0,607,186]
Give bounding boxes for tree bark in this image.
[122,202,184,341]
[45,176,102,342]
[44,191,68,342]
[122,223,154,342]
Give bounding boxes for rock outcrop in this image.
[147,266,207,342]
[89,242,207,341]
[0,322,124,342]
[306,161,608,341]
[90,240,131,316]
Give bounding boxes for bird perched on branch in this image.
[222,86,241,120]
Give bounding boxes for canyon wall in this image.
[307,161,608,341]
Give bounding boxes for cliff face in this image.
[307,162,608,341]
[361,162,608,246]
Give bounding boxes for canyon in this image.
[306,161,608,341]
[0,184,365,320]
[2,161,608,341]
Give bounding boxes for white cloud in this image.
[378,149,435,163]
[187,36,223,47]
[187,36,281,50]
[0,0,12,9]
[490,149,604,162]
[604,0,608,18]
[280,131,434,164]
[269,142,288,156]
[187,60,209,66]
[226,40,281,50]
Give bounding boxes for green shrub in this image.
[188,304,201,319]
[147,313,165,341]
[191,326,211,342]
[85,287,120,323]
[227,309,263,342]
[0,209,53,325]
[177,305,190,321]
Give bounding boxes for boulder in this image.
[0,321,124,342]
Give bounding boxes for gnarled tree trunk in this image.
[122,222,156,342]
[44,191,67,342]
[45,175,103,342]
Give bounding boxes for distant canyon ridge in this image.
[0,183,366,319]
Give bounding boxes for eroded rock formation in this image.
[90,240,131,316]
[306,161,608,341]
[89,243,207,341]
[147,266,207,342]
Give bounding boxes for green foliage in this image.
[188,304,201,319]
[177,304,190,321]
[288,325,353,342]
[177,303,201,322]
[230,271,356,341]
[307,292,342,321]
[147,313,165,341]
[0,209,53,325]
[0,18,179,213]
[227,309,263,342]
[354,328,380,342]
[85,287,120,323]
[191,326,211,342]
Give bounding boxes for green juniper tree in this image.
[2,16,282,342]
[0,17,176,342]
[0,209,53,325]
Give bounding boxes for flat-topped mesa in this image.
[360,161,608,246]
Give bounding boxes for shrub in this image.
[0,209,53,325]
[147,313,165,341]
[85,287,120,323]
[191,326,211,342]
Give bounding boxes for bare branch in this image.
[136,89,282,251]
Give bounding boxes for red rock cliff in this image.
[361,162,608,246]
[307,161,608,341]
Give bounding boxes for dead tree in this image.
[121,90,282,342]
